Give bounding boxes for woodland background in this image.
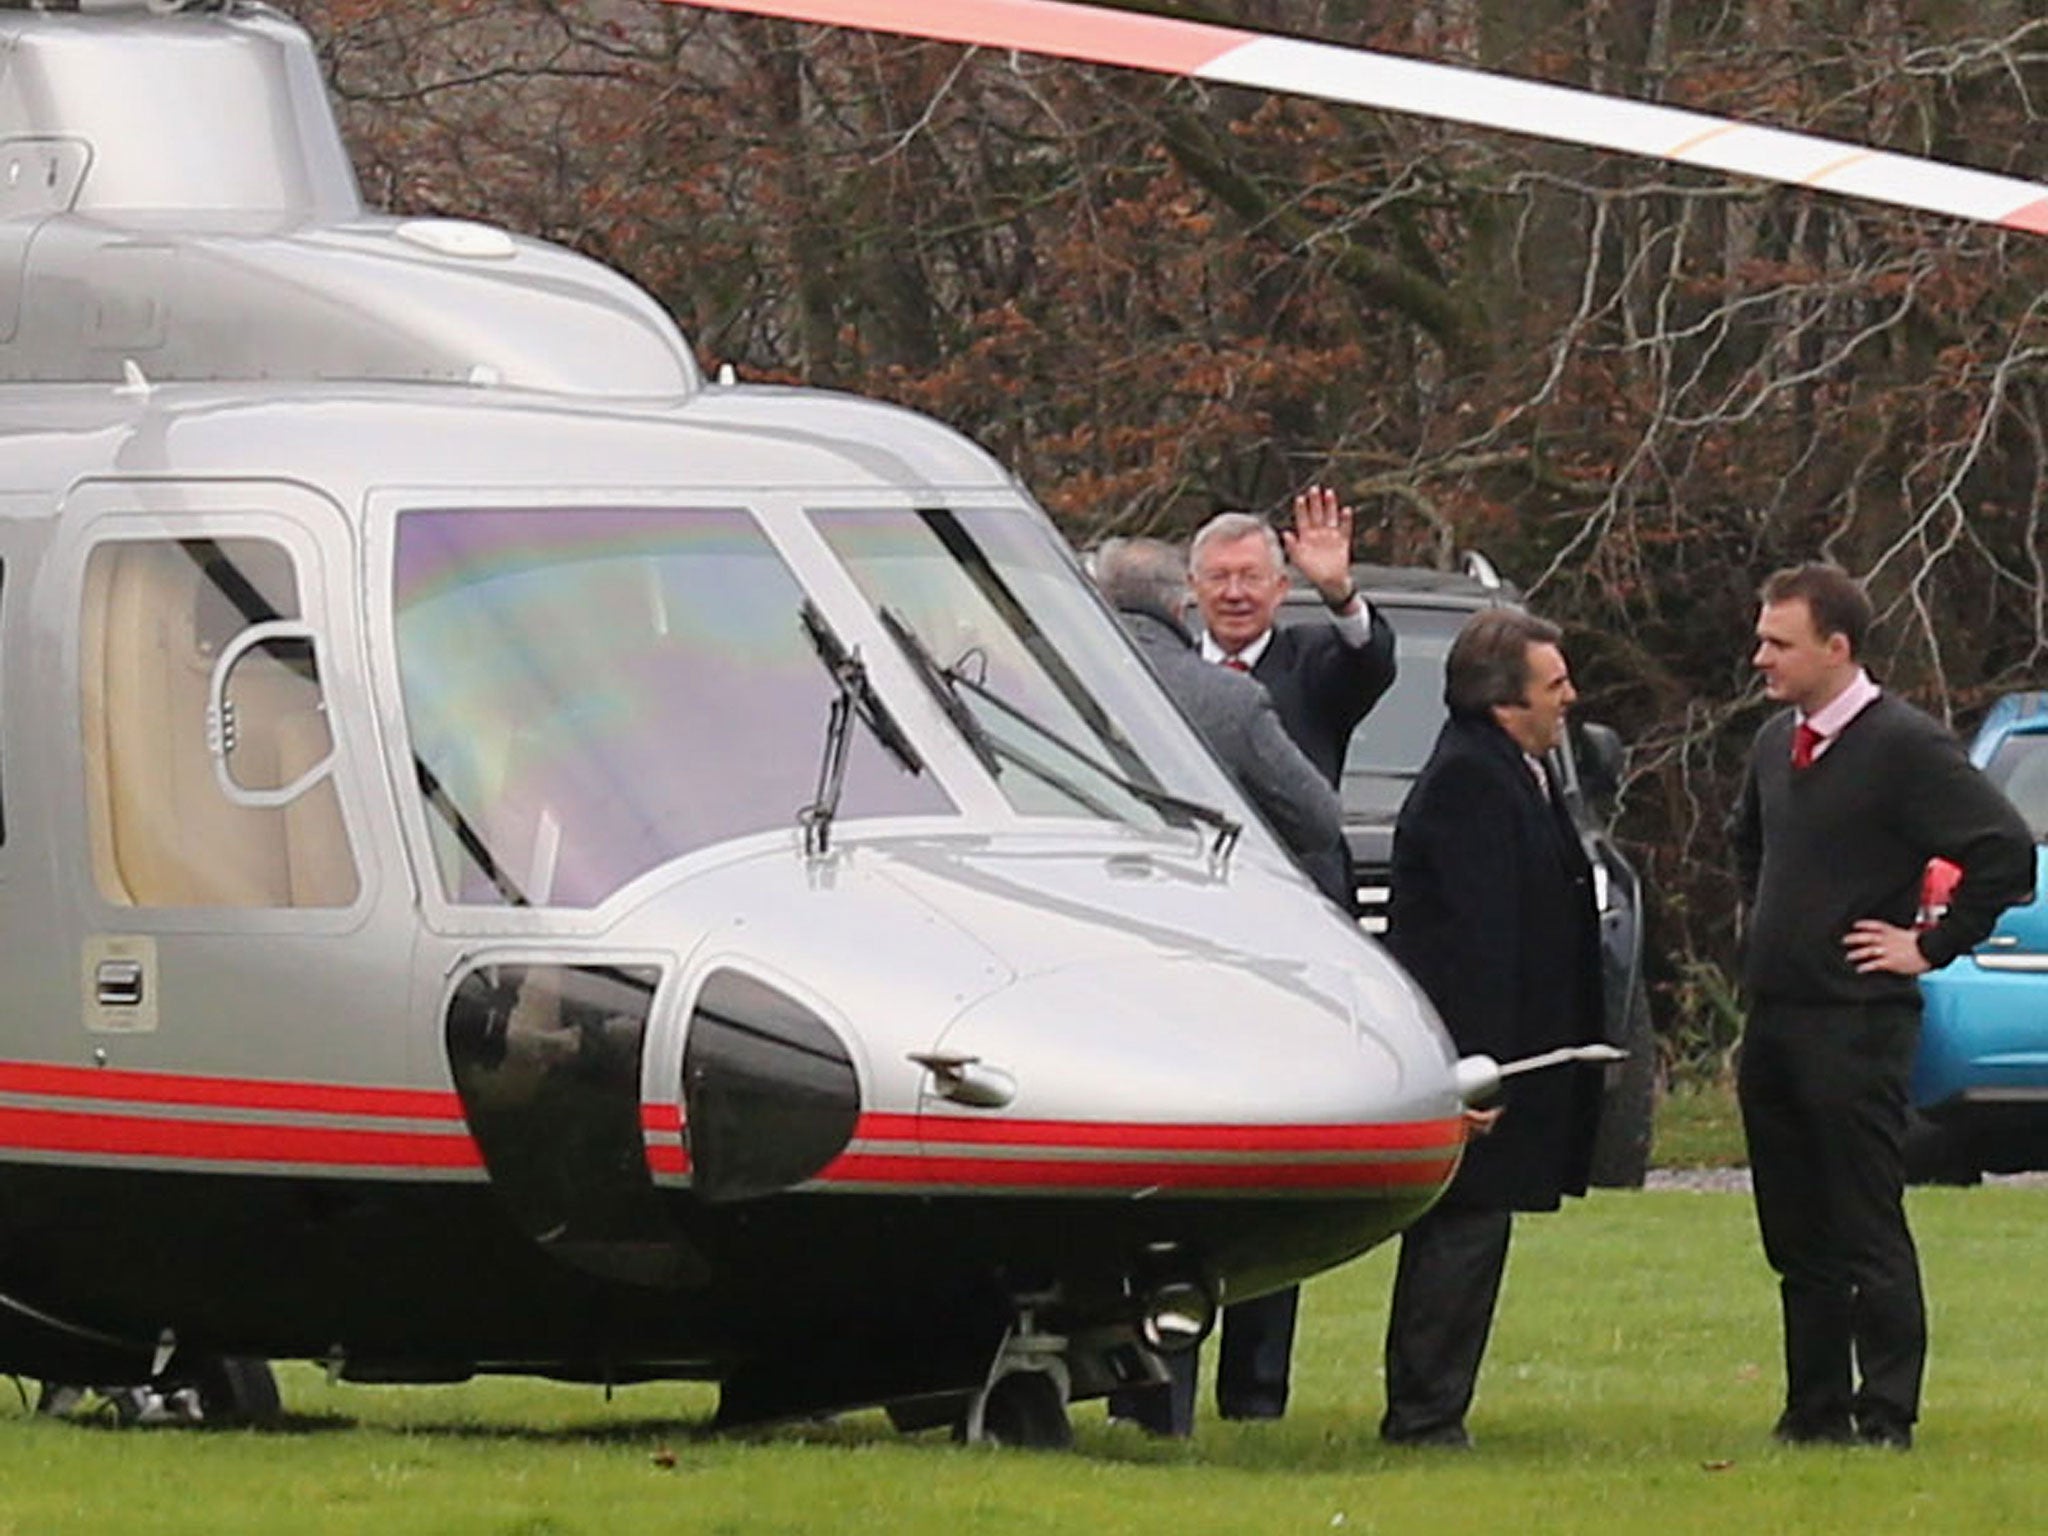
[296,0,2048,1077]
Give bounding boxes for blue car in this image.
[1909,692,2048,1182]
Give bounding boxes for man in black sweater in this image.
[1732,563,2033,1451]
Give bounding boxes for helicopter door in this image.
[81,535,356,912]
[68,497,393,1084]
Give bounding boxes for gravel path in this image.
[1644,1167,2048,1192]
[1644,1167,1752,1193]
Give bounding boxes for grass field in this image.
[1,1182,2039,1535]
[1649,1077,1746,1168]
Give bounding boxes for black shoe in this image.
[1772,1412,1855,1446]
[1855,1418,1913,1451]
[1382,1423,1473,1450]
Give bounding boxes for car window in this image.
[1986,735,2048,839]
[1336,605,1467,819]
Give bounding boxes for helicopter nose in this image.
[899,953,1464,1199]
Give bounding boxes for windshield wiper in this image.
[877,605,1241,866]
[877,606,1001,778]
[799,601,924,856]
[416,758,530,906]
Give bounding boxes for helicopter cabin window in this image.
[392,506,951,908]
[80,538,359,909]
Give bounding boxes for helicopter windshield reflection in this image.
[392,505,951,907]
[811,507,1233,829]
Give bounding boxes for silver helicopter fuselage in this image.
[0,4,1462,1424]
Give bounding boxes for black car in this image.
[1280,560,1655,1185]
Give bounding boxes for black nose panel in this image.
[683,970,859,1203]
[447,962,703,1286]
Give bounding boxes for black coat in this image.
[1385,713,1604,1211]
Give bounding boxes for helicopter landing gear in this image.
[35,1356,283,1429]
[956,1313,1073,1449]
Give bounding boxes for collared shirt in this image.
[1199,596,1374,671]
[1796,667,1881,762]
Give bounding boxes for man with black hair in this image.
[1377,607,1606,1449]
[1733,562,2032,1451]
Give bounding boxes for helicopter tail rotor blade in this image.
[663,0,2048,237]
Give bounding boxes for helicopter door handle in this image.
[96,960,146,1008]
[205,620,336,809]
[909,1051,1017,1109]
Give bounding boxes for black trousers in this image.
[1217,1284,1298,1419]
[1380,1203,1512,1441]
[1105,1284,1297,1434]
[1737,1001,1925,1436]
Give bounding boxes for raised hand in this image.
[1281,485,1356,607]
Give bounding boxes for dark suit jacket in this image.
[1119,605,1343,886]
[1385,712,1604,1211]
[1248,612,1398,787]
[1242,610,1395,906]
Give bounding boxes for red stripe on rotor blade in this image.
[824,1151,1457,1191]
[2007,198,2048,235]
[0,1106,482,1170]
[0,1060,462,1122]
[662,0,1250,77]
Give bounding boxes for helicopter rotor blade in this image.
[662,0,2048,237]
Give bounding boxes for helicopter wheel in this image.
[36,1356,283,1429]
[958,1369,1073,1450]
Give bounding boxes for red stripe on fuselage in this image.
[0,1060,461,1121]
[0,1061,1455,1192]
[0,1104,481,1170]
[823,1151,1458,1191]
[854,1111,1463,1154]
[640,1102,683,1133]
[645,1143,690,1175]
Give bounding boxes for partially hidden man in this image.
[1733,562,2032,1450]
[1094,536,1348,1438]
[1188,486,1398,1421]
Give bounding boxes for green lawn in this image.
[1651,1077,1746,1168]
[1,1186,2039,1534]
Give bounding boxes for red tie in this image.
[1221,657,1250,673]
[1792,721,1823,770]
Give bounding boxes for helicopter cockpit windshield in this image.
[392,505,955,908]
[810,506,1228,836]
[391,503,1249,910]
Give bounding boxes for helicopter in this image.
[0,0,1512,1446]
[6,0,2033,1451]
